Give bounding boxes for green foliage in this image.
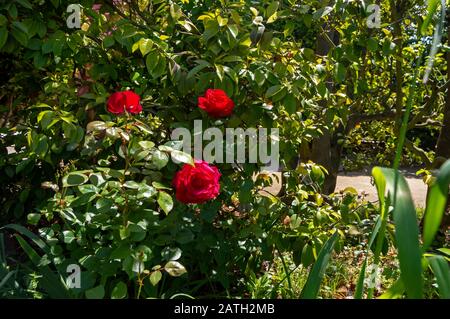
[0,0,448,299]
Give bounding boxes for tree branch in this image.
[404,138,432,167]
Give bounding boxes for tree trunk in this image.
[299,28,340,194]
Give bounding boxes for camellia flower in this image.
[106,90,143,115]
[172,160,221,204]
[198,89,235,118]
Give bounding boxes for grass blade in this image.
[14,234,71,298]
[422,0,446,84]
[423,159,450,250]
[378,279,405,299]
[300,231,338,299]
[354,216,382,299]
[428,255,450,299]
[2,224,51,254]
[371,167,423,298]
[421,0,440,35]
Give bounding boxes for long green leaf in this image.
[423,0,446,83]
[428,255,450,299]
[421,0,440,35]
[378,279,405,299]
[300,231,338,299]
[2,224,51,255]
[372,167,423,298]
[423,160,450,251]
[354,216,382,299]
[14,234,71,298]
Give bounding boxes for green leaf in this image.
[85,285,105,299]
[203,19,219,42]
[62,230,75,244]
[367,38,378,51]
[157,191,173,215]
[151,150,169,170]
[2,224,50,254]
[187,61,210,79]
[15,0,33,9]
[146,51,159,73]
[152,182,171,190]
[138,141,155,149]
[123,180,140,189]
[0,27,8,50]
[62,172,89,187]
[354,216,382,299]
[428,255,450,299]
[27,213,41,225]
[137,183,156,199]
[103,35,115,48]
[372,167,423,298]
[265,85,283,98]
[89,173,105,187]
[283,94,297,114]
[227,24,238,38]
[421,0,439,35]
[378,279,405,299]
[11,22,28,46]
[111,281,128,299]
[86,121,107,132]
[334,63,346,83]
[312,6,334,20]
[171,150,194,165]
[300,231,338,299]
[150,270,162,286]
[133,38,153,56]
[266,1,279,19]
[423,160,450,250]
[164,260,187,277]
[14,234,71,298]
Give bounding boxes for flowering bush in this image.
[173,160,221,204]
[198,89,235,118]
[107,90,143,115]
[2,0,446,299]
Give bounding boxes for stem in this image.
[367,49,424,299]
[276,245,293,298]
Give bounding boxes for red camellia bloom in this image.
[107,90,143,115]
[198,89,235,118]
[173,160,221,204]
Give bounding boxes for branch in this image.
[413,119,443,128]
[345,111,397,134]
[404,138,432,167]
[407,83,438,129]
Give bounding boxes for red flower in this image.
[107,90,143,115]
[173,160,221,204]
[198,89,235,118]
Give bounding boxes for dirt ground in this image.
[262,168,428,207]
[335,169,428,207]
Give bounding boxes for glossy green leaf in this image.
[111,281,128,299]
[85,285,105,299]
[300,231,338,299]
[164,260,187,277]
[150,270,162,286]
[157,191,173,215]
[423,160,450,250]
[62,172,89,187]
[372,167,423,298]
[428,255,450,299]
